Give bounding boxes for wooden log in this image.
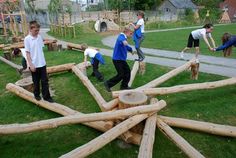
[0,103,162,135]
[0,56,23,70]
[67,42,99,51]
[138,98,158,158]
[128,61,139,87]
[72,66,107,111]
[102,98,119,111]
[159,115,236,138]
[76,62,92,77]
[112,77,236,97]
[15,76,34,92]
[139,61,146,75]
[57,44,63,52]
[191,62,199,80]
[46,63,76,74]
[6,83,142,145]
[157,118,205,158]
[59,100,166,158]
[137,58,195,90]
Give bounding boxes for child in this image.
[24,21,54,103]
[129,10,145,61]
[180,23,216,63]
[104,27,134,92]
[81,44,105,81]
[212,33,236,57]
[12,48,28,71]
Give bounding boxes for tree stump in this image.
[139,61,146,75]
[190,62,199,80]
[15,76,34,92]
[118,91,148,134]
[57,44,62,52]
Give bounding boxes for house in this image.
[220,0,236,22]
[158,0,198,21]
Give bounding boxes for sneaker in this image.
[180,52,184,59]
[104,81,111,92]
[44,97,54,103]
[134,58,140,61]
[195,58,200,63]
[35,96,41,101]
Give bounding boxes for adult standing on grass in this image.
[24,21,54,103]
[180,23,216,63]
[104,27,134,92]
[129,10,145,61]
[211,32,236,57]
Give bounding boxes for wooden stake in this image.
[60,100,166,158]
[128,61,139,87]
[138,98,158,158]
[157,118,205,158]
[159,115,236,138]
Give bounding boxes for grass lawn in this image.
[142,23,236,58]
[0,49,236,158]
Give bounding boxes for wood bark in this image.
[128,61,139,87]
[157,118,205,158]
[138,98,158,158]
[159,115,236,138]
[113,77,236,97]
[6,83,141,145]
[60,100,166,158]
[72,66,107,111]
[47,63,75,74]
[191,62,199,80]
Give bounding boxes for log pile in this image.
[2,58,236,158]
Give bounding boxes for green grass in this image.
[142,23,236,58]
[0,49,236,158]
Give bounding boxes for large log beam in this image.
[112,77,236,97]
[47,63,75,74]
[157,118,205,158]
[0,56,23,70]
[159,115,236,138]
[60,100,167,158]
[6,83,141,145]
[72,66,107,111]
[138,98,158,158]
[0,104,161,135]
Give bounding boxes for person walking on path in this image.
[180,23,216,63]
[104,27,134,92]
[82,44,105,82]
[129,10,145,61]
[212,32,236,57]
[24,21,54,103]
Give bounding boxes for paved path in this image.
[40,28,236,77]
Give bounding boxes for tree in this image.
[48,0,61,24]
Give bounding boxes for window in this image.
[165,8,171,12]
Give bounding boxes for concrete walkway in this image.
[40,28,236,77]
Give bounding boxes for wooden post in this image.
[191,62,199,80]
[139,61,146,75]
[157,118,205,158]
[59,100,166,158]
[112,77,236,97]
[128,61,139,87]
[138,98,158,158]
[1,12,7,36]
[159,115,236,138]
[6,83,141,145]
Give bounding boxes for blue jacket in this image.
[113,33,132,61]
[216,36,236,51]
[91,52,105,65]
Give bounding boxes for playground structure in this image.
[1,48,236,158]
[50,24,76,38]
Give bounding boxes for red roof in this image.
[220,0,236,20]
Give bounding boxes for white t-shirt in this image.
[191,28,212,40]
[24,34,46,68]
[84,48,98,58]
[137,18,145,33]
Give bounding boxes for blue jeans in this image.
[135,34,145,60]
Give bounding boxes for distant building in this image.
[220,0,236,22]
[158,0,198,21]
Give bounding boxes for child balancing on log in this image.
[81,43,105,82]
